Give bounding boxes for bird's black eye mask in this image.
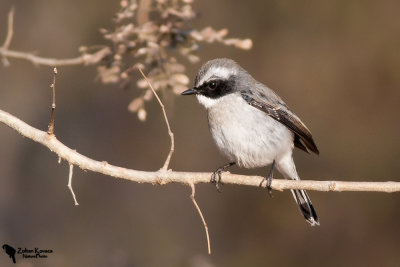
[196,77,236,99]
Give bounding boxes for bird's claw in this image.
[259,176,273,197]
[210,162,235,193]
[259,160,275,198]
[211,170,223,193]
[266,176,273,197]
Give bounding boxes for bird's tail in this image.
[290,189,319,226]
[11,255,16,263]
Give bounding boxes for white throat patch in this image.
[196,95,221,109]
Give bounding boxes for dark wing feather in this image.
[241,92,319,155]
[294,135,309,153]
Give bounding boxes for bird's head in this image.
[181,58,252,108]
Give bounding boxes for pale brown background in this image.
[0,1,400,266]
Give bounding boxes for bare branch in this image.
[2,7,15,50]
[68,164,79,206]
[0,47,111,67]
[0,7,110,67]
[1,6,15,66]
[1,108,400,193]
[190,183,211,254]
[47,67,58,135]
[138,67,175,171]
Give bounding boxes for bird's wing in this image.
[241,84,319,154]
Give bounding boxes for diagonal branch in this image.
[138,67,175,171]
[1,108,400,192]
[190,183,211,254]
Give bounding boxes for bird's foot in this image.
[266,175,273,197]
[210,171,223,193]
[259,160,275,197]
[211,162,235,193]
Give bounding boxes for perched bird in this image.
[181,58,320,226]
[2,244,16,263]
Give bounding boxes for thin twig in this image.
[47,67,57,135]
[138,67,175,171]
[0,47,111,67]
[190,183,211,254]
[1,7,15,66]
[67,164,79,206]
[1,109,400,192]
[0,7,107,67]
[2,7,15,50]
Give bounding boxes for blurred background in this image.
[0,0,400,266]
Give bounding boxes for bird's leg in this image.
[211,162,236,192]
[259,160,275,197]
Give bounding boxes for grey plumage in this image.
[182,58,319,226]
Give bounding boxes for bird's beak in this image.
[181,88,197,95]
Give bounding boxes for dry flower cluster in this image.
[96,0,252,120]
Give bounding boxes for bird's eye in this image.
[208,81,218,90]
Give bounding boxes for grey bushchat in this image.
[181,58,319,226]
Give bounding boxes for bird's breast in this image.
[207,93,294,168]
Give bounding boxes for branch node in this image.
[329,182,336,191]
